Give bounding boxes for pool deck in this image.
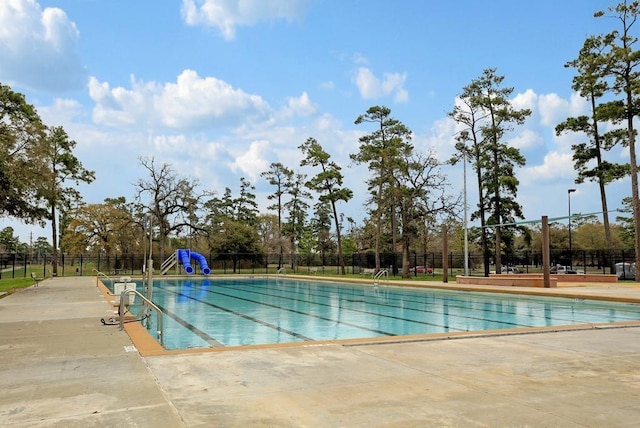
[1,276,640,427]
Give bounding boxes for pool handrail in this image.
[118,288,163,345]
[93,269,114,288]
[373,269,388,285]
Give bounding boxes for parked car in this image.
[409,266,433,274]
[550,265,584,274]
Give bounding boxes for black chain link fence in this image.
[1,248,637,279]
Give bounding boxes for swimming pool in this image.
[127,277,640,350]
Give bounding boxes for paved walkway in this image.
[1,276,640,427]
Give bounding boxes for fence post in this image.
[449,252,453,277]
[542,216,551,288]
[442,225,448,283]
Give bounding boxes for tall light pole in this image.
[146,214,154,301]
[568,188,576,269]
[462,149,469,276]
[455,137,469,276]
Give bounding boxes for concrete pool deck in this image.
[1,276,640,427]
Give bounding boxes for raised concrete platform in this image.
[457,274,557,287]
[458,273,618,288]
[553,273,618,283]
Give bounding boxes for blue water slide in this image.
[178,249,194,274]
[191,251,211,275]
[177,249,211,275]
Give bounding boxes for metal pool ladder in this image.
[118,289,164,345]
[373,269,388,286]
[93,269,114,289]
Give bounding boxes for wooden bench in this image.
[307,267,318,274]
[361,268,376,275]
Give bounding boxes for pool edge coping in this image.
[97,275,640,357]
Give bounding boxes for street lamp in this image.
[454,137,469,276]
[462,149,469,276]
[568,188,576,269]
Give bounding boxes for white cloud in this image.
[38,97,85,124]
[88,77,153,127]
[315,113,341,132]
[511,88,538,112]
[88,70,270,130]
[422,116,458,162]
[156,70,270,128]
[286,92,316,117]
[354,67,409,103]
[509,129,543,150]
[320,81,335,90]
[181,0,310,40]
[0,0,86,91]
[537,93,568,127]
[152,134,189,154]
[513,89,589,128]
[352,53,368,65]
[541,91,590,130]
[520,151,575,183]
[229,139,270,182]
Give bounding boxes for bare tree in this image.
[135,156,207,261]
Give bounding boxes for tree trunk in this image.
[628,114,640,282]
[50,204,58,276]
[374,168,383,272]
[331,200,346,275]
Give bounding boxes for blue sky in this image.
[0,0,631,243]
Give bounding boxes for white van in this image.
[615,262,636,280]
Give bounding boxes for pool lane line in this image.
[152,301,225,347]
[163,278,640,334]
[157,282,405,338]
[162,277,637,338]
[209,281,503,332]
[266,276,640,317]
[187,283,469,336]
[153,283,315,343]
[192,278,560,331]
[236,279,635,327]
[212,281,526,331]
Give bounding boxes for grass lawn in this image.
[0,276,38,294]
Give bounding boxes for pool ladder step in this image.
[373,269,388,286]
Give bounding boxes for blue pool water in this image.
[128,277,640,350]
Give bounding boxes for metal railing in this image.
[93,269,114,289]
[118,289,163,345]
[160,251,177,275]
[373,269,388,285]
